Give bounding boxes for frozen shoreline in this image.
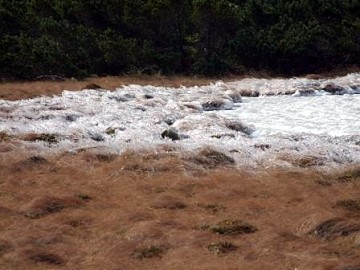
[0,73,359,168]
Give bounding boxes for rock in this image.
[108,95,129,102]
[161,129,180,141]
[64,114,79,122]
[143,98,166,107]
[292,89,317,96]
[226,121,255,135]
[123,93,136,99]
[240,89,260,97]
[88,132,104,142]
[182,102,203,112]
[254,144,271,150]
[166,100,183,111]
[144,94,154,99]
[211,133,235,139]
[201,99,233,111]
[225,90,242,103]
[164,115,176,126]
[135,106,147,112]
[322,83,345,94]
[163,114,184,126]
[105,127,116,136]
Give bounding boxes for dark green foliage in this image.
[1,0,359,79]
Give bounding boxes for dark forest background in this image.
[1,0,360,79]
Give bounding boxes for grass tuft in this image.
[28,252,64,265]
[335,199,360,212]
[0,131,11,142]
[76,193,92,202]
[189,148,235,169]
[132,245,168,260]
[199,204,225,214]
[207,241,237,255]
[336,168,360,183]
[0,240,12,256]
[310,218,360,240]
[203,220,257,235]
[23,196,83,219]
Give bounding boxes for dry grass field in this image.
[0,75,218,101]
[1,66,358,101]
[0,144,359,270]
[1,74,360,269]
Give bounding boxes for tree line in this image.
[1,0,360,79]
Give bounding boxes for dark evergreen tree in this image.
[0,0,359,79]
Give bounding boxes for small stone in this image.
[161,129,180,141]
[226,121,255,135]
[323,83,345,94]
[202,99,233,111]
[88,132,104,142]
[225,90,242,103]
[144,94,154,99]
[65,115,79,122]
[164,115,176,126]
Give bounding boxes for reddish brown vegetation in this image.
[22,196,84,219]
[0,75,217,101]
[0,146,360,269]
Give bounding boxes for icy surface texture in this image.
[0,73,359,168]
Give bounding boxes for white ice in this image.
[0,73,359,168]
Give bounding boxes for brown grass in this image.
[309,218,360,240]
[0,75,218,101]
[2,68,360,101]
[207,241,238,255]
[202,219,258,235]
[22,196,84,219]
[131,245,169,260]
[1,146,360,269]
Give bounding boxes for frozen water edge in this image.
[0,73,359,169]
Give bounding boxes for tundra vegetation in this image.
[1,148,360,269]
[1,0,360,80]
